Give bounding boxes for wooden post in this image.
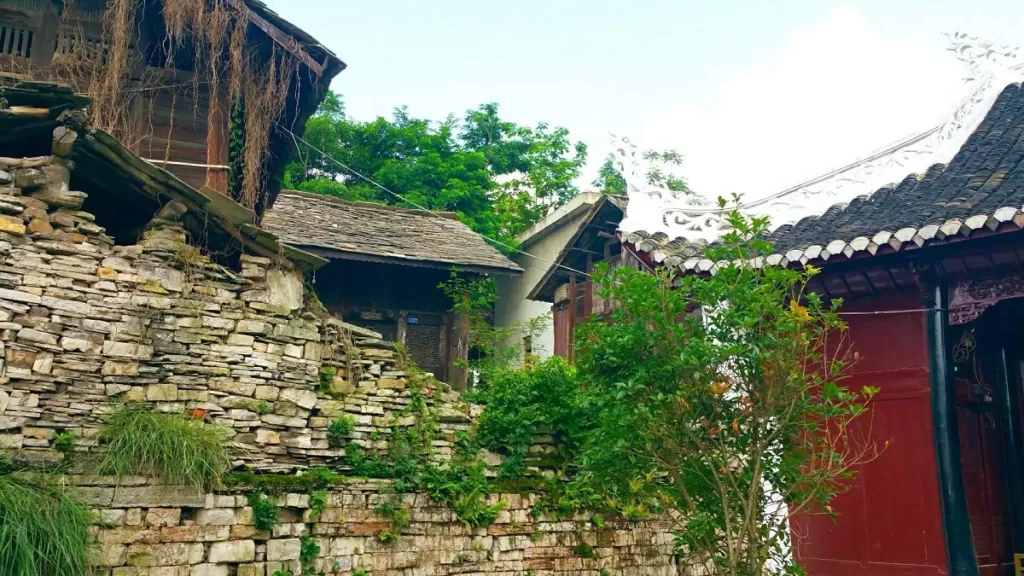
[567,273,576,360]
[583,254,593,318]
[51,126,77,157]
[448,311,469,390]
[31,3,60,73]
[205,85,229,194]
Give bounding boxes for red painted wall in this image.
[792,294,948,575]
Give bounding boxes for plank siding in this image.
[137,82,214,189]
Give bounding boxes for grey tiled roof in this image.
[627,82,1024,272]
[263,190,523,274]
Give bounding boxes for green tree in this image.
[285,93,587,249]
[573,202,882,575]
[591,148,698,198]
[592,154,627,195]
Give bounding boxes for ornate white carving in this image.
[620,31,1024,243]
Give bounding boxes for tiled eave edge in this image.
[624,206,1024,274]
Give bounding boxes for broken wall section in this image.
[0,155,473,472]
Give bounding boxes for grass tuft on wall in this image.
[96,404,231,491]
[0,473,93,576]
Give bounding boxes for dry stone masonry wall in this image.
[0,156,678,575]
[80,475,677,576]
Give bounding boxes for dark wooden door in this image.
[955,378,1012,575]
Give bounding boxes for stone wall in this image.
[0,156,677,575]
[0,158,470,470]
[79,475,677,576]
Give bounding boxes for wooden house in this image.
[494,192,628,361]
[0,0,345,216]
[623,82,1024,575]
[262,190,523,387]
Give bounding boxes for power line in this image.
[276,122,593,279]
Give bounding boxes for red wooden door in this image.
[792,295,948,576]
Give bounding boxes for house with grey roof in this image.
[263,190,522,386]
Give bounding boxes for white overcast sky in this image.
[265,0,1024,201]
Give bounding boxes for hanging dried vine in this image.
[46,0,303,210]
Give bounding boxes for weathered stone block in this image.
[254,386,280,400]
[145,508,181,528]
[207,540,256,563]
[0,434,23,449]
[194,508,236,526]
[210,380,257,397]
[236,320,268,334]
[26,217,53,234]
[61,336,93,352]
[280,432,312,449]
[236,564,265,576]
[255,429,280,444]
[17,328,58,346]
[42,295,91,315]
[77,486,116,507]
[0,214,26,236]
[103,361,140,376]
[0,288,41,304]
[226,333,256,346]
[279,388,317,410]
[266,538,301,561]
[103,341,155,360]
[112,486,204,508]
[125,542,205,566]
[260,414,306,428]
[146,384,178,402]
[95,543,128,567]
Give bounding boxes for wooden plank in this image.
[203,186,255,225]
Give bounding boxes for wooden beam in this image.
[224,0,327,76]
[570,246,604,257]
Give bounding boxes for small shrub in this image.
[0,474,93,576]
[247,492,281,531]
[299,534,320,564]
[326,415,356,448]
[374,495,409,544]
[353,569,369,576]
[572,543,597,560]
[271,571,293,576]
[253,401,270,415]
[306,466,336,489]
[53,430,76,454]
[309,489,328,521]
[420,460,504,528]
[96,404,230,491]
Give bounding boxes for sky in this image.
[264,0,1024,201]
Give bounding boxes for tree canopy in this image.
[285,93,588,250]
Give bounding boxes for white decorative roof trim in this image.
[631,205,1024,274]
[619,32,1024,244]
